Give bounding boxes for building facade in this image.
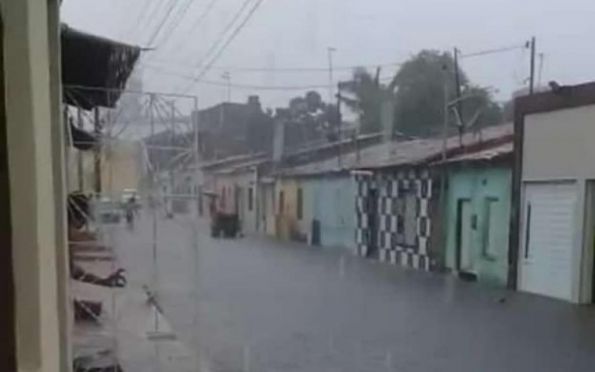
[1,1,67,370]
[441,145,512,287]
[355,168,437,271]
[274,174,357,251]
[512,82,595,303]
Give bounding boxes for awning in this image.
[61,25,141,110]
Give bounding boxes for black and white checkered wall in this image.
[355,168,434,271]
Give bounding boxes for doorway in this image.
[455,198,475,278]
[584,181,595,303]
[366,188,379,258]
[519,182,576,301]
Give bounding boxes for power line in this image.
[141,62,396,91]
[118,0,149,39]
[460,43,527,59]
[185,0,256,75]
[145,59,402,73]
[182,0,267,93]
[168,0,219,55]
[153,0,196,48]
[134,0,167,42]
[145,0,179,47]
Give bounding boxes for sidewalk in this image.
[72,231,199,372]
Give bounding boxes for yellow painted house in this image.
[275,178,304,241]
[68,140,144,197]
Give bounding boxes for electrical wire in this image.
[142,62,396,91]
[185,0,256,76]
[134,0,167,43]
[167,0,219,55]
[460,43,527,59]
[182,0,266,93]
[145,59,402,74]
[145,0,179,47]
[118,0,149,40]
[153,0,197,48]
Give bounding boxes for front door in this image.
[366,188,379,258]
[519,182,577,301]
[456,199,474,274]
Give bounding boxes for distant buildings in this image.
[195,95,273,160]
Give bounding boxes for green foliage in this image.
[339,67,393,134]
[341,50,503,138]
[281,91,341,148]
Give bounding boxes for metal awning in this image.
[61,25,141,110]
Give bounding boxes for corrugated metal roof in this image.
[431,141,513,165]
[278,123,513,177]
[213,157,269,175]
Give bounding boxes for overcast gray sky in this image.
[62,0,595,110]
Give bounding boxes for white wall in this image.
[523,104,595,180]
[1,0,67,370]
[522,104,595,303]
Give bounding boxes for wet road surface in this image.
[116,212,595,372]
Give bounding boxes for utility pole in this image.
[93,107,101,195]
[438,66,450,270]
[148,93,159,332]
[529,36,536,94]
[327,47,336,104]
[169,101,176,216]
[336,82,342,167]
[453,47,464,134]
[222,71,231,102]
[538,52,545,88]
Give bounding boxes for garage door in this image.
[519,182,577,301]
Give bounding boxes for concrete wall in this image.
[68,141,143,197]
[2,0,67,371]
[214,170,259,233]
[304,176,357,251]
[100,141,143,197]
[445,166,511,287]
[259,182,276,236]
[521,104,595,303]
[524,104,595,180]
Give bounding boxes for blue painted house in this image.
[275,169,358,252]
[438,140,513,287]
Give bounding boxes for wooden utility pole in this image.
[453,47,464,142]
[529,36,536,94]
[336,82,342,167]
[453,48,463,118]
[93,107,101,194]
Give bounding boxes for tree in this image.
[393,50,502,137]
[280,91,340,149]
[340,50,503,138]
[339,67,397,134]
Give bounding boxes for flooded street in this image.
[115,211,595,372]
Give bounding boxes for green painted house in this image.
[440,141,513,287]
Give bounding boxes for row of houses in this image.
[198,119,514,280]
[197,80,595,305]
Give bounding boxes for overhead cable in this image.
[182,0,267,93]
